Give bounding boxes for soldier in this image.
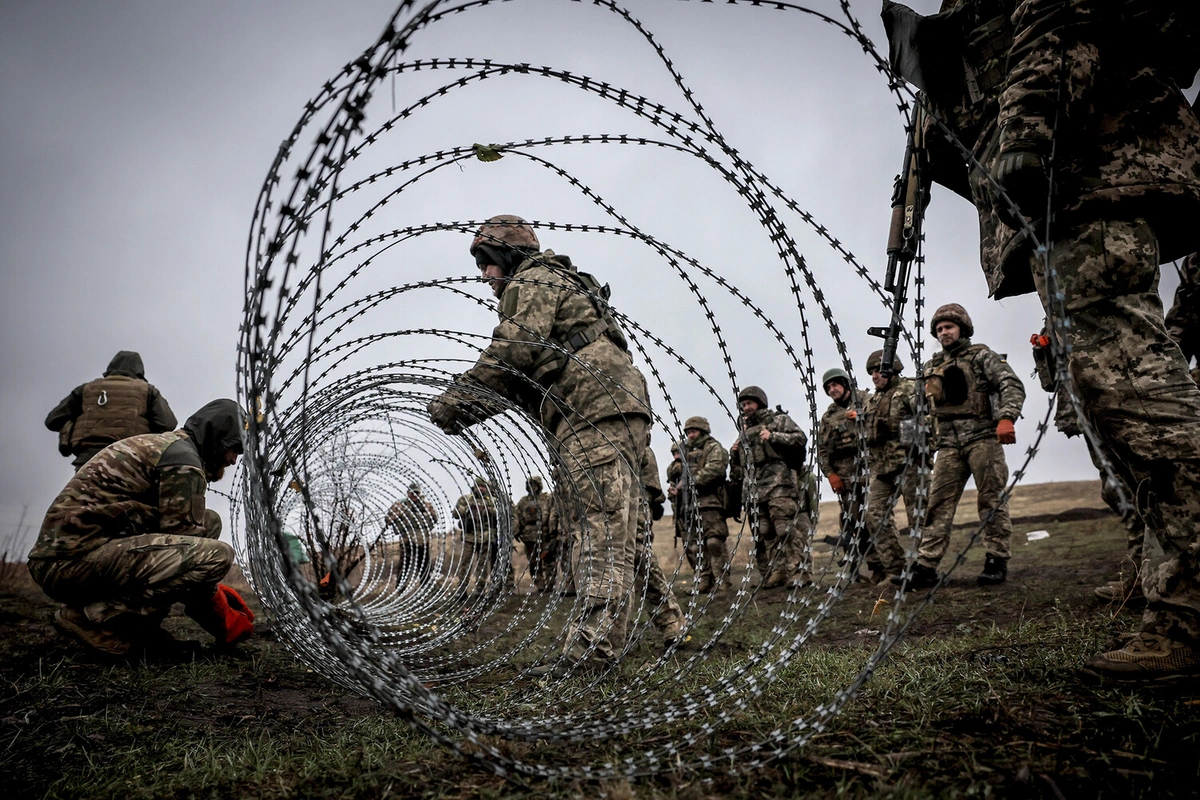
[45,350,177,470]
[27,399,252,657]
[428,215,651,675]
[679,416,731,593]
[728,386,809,589]
[896,305,1025,589]
[452,476,500,599]
[513,475,553,593]
[886,0,1200,678]
[817,368,870,562]
[862,350,921,584]
[383,483,437,589]
[666,440,685,551]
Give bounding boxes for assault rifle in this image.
[868,107,928,378]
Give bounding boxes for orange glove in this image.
[189,584,255,646]
[827,473,845,493]
[996,419,1016,445]
[845,410,858,421]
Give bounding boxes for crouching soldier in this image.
[28,399,253,656]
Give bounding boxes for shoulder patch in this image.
[500,284,520,319]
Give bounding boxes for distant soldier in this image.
[453,477,500,598]
[818,368,870,562]
[28,399,252,656]
[729,385,809,589]
[383,483,437,588]
[666,440,685,550]
[679,416,731,593]
[898,304,1025,589]
[513,475,553,593]
[45,350,177,469]
[862,350,920,584]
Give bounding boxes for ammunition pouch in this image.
[925,361,991,420]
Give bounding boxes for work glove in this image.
[996,419,1016,445]
[428,396,464,434]
[187,583,254,646]
[827,473,845,494]
[845,410,858,421]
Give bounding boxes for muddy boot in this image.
[976,555,1008,586]
[762,570,789,590]
[695,573,714,594]
[891,563,938,590]
[1094,577,1145,605]
[53,607,135,657]
[1082,632,1200,683]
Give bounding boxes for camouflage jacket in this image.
[454,489,498,543]
[729,407,808,501]
[1167,251,1200,366]
[30,431,210,561]
[680,432,728,510]
[795,468,819,523]
[513,491,551,544]
[384,497,438,540]
[921,0,1200,299]
[922,338,1025,449]
[665,454,685,515]
[865,377,918,476]
[817,389,869,477]
[438,250,651,442]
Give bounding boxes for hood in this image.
[183,399,245,472]
[104,350,145,379]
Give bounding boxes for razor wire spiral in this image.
[231,0,1101,779]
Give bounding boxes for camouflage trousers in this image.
[830,454,869,552]
[1034,216,1200,642]
[920,438,1013,568]
[865,464,920,575]
[28,509,230,625]
[560,416,647,663]
[749,495,806,579]
[683,507,730,586]
[520,536,557,592]
[614,525,684,646]
[458,534,501,596]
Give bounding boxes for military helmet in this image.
[408,482,422,494]
[821,368,851,393]
[526,474,543,492]
[737,385,768,408]
[670,441,680,455]
[930,303,974,338]
[469,215,540,256]
[473,475,488,487]
[865,350,903,374]
[683,415,711,434]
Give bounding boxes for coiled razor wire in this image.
[229,0,1120,779]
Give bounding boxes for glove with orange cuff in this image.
[188,583,255,646]
[996,419,1016,445]
[827,473,845,493]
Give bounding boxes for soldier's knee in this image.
[203,509,223,539]
[194,540,235,583]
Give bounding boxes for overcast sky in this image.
[2,1,1176,555]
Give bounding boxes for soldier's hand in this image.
[729,438,740,452]
[428,396,463,434]
[758,428,771,442]
[996,419,1016,445]
[827,473,845,493]
[845,410,858,421]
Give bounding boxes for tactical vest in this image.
[925,348,991,420]
[70,375,151,450]
[516,496,543,539]
[867,388,895,447]
[683,438,726,509]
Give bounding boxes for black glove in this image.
[649,499,665,521]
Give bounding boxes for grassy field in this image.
[3,480,1198,799]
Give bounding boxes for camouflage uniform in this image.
[899,0,1200,671]
[729,387,809,588]
[453,482,500,597]
[384,487,437,587]
[429,216,651,666]
[920,318,1025,578]
[680,418,730,593]
[817,374,870,554]
[513,476,554,592]
[666,443,686,550]
[28,399,242,653]
[863,357,920,578]
[45,350,177,469]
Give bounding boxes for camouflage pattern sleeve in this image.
[640,448,666,506]
[768,413,808,463]
[157,464,210,537]
[980,347,1026,421]
[692,439,728,490]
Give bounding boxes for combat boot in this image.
[695,573,714,594]
[762,570,789,590]
[1093,577,1145,605]
[890,563,938,590]
[1082,632,1200,683]
[53,607,135,657]
[976,554,1008,586]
